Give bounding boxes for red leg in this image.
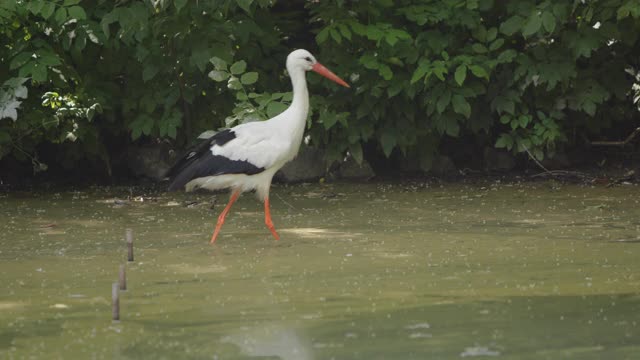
[210,191,240,244]
[264,197,280,240]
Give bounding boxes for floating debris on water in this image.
[50,304,69,309]
[405,323,431,330]
[460,346,501,357]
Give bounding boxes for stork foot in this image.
[266,220,280,240]
[210,191,240,244]
[264,197,280,241]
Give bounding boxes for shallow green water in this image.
[1,181,639,359]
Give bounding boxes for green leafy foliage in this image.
[1,0,640,175]
[208,58,287,126]
[0,78,28,121]
[309,0,640,166]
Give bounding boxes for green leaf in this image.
[451,94,471,118]
[266,101,288,118]
[385,34,397,46]
[500,15,524,36]
[142,65,159,82]
[174,0,187,12]
[366,26,384,41]
[330,28,342,44]
[519,115,531,128]
[227,77,243,90]
[67,6,86,20]
[387,81,403,98]
[130,114,152,139]
[445,118,460,137]
[378,64,393,80]
[472,25,487,43]
[572,33,601,58]
[350,22,367,36]
[190,48,211,72]
[436,90,451,114]
[131,126,142,140]
[338,24,352,41]
[37,52,62,66]
[432,62,448,81]
[582,100,596,116]
[18,61,36,79]
[454,65,467,86]
[28,1,45,15]
[411,61,430,84]
[209,57,227,71]
[542,11,556,33]
[515,138,532,152]
[0,78,28,121]
[349,143,363,164]
[495,133,514,150]
[533,148,544,161]
[489,38,504,51]
[41,2,56,19]
[522,12,542,37]
[140,114,155,137]
[100,11,118,39]
[321,111,338,130]
[471,43,488,54]
[54,7,67,24]
[10,53,31,70]
[553,4,569,19]
[469,65,488,80]
[492,95,515,115]
[380,132,396,157]
[208,70,229,82]
[32,63,47,82]
[617,3,635,19]
[359,54,379,70]
[64,0,81,5]
[235,0,253,14]
[499,115,510,124]
[497,49,517,63]
[0,132,11,144]
[240,72,258,85]
[486,27,498,42]
[230,60,247,75]
[167,124,177,139]
[316,28,330,44]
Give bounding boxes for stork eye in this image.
[304,56,312,62]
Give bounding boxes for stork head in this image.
[286,49,350,88]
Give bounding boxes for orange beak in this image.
[312,63,350,88]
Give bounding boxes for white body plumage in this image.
[166,49,349,243]
[183,49,313,200]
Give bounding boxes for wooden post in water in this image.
[126,228,134,262]
[112,282,120,321]
[119,264,127,291]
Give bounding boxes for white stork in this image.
[166,49,349,243]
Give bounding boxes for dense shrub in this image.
[1,0,639,177]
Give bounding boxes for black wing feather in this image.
[165,129,265,191]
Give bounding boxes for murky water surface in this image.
[1,181,639,359]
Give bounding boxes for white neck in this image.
[286,67,309,124]
[270,66,309,152]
